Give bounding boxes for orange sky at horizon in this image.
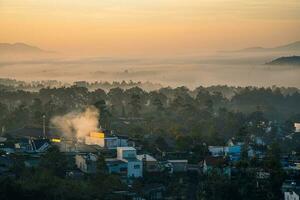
[1,0,300,56]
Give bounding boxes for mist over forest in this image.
[1,42,300,88]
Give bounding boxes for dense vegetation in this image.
[0,83,299,141]
[0,146,124,200]
[0,81,300,199]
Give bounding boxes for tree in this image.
[129,94,142,117]
[6,104,30,130]
[153,97,164,112]
[39,146,68,177]
[107,87,124,116]
[264,142,286,199]
[198,172,239,200]
[96,154,107,175]
[0,102,8,130]
[90,88,107,103]
[236,126,249,141]
[155,136,169,151]
[175,135,193,151]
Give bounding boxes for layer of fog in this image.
[0,51,299,88]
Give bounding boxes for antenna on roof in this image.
[42,115,46,138]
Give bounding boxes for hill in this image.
[266,56,300,66]
[224,41,300,53]
[271,41,300,52]
[0,43,52,55]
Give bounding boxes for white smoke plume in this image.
[51,106,100,140]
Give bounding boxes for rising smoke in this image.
[51,106,100,140]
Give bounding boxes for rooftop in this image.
[167,160,188,163]
[117,147,136,151]
[203,156,227,166]
[105,158,126,165]
[137,154,157,162]
[123,158,140,162]
[77,153,98,161]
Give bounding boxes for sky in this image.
[1,0,300,56]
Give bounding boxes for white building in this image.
[117,146,137,160]
[295,123,300,133]
[75,153,98,174]
[167,160,188,172]
[137,154,159,172]
[284,191,299,200]
[126,158,143,178]
[106,147,143,178]
[208,146,225,157]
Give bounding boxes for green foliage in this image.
[198,173,239,200]
[39,146,68,177]
[175,135,193,151]
[0,149,125,200]
[154,136,169,151]
[96,154,108,175]
[128,93,142,117]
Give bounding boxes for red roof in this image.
[203,156,227,167]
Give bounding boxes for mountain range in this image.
[0,43,52,55]
[224,41,300,53]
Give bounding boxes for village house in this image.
[256,170,270,180]
[85,130,131,149]
[75,153,98,174]
[209,144,242,161]
[137,154,159,172]
[167,160,188,173]
[15,138,51,153]
[202,156,231,176]
[159,159,189,174]
[282,180,300,200]
[282,155,300,173]
[106,158,128,176]
[295,123,300,133]
[284,191,299,200]
[225,145,242,161]
[226,138,244,147]
[106,147,143,178]
[208,146,225,157]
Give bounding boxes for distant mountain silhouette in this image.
[271,41,300,52]
[223,41,300,53]
[266,56,300,66]
[0,43,53,55]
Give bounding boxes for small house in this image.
[75,153,98,174]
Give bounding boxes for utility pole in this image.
[43,115,46,138]
[1,126,5,137]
